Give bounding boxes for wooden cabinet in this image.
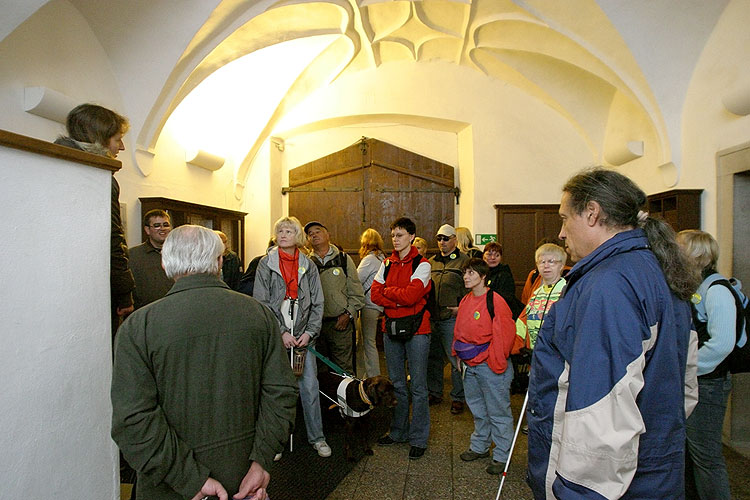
[646,189,702,232]
[139,197,247,262]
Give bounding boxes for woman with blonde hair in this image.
[254,216,331,458]
[356,228,386,377]
[516,243,567,350]
[456,227,482,259]
[413,237,429,258]
[677,229,735,500]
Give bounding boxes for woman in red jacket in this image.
[370,217,432,460]
[454,258,516,475]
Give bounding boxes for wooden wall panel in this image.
[495,204,563,298]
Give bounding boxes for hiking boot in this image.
[313,440,331,457]
[428,395,443,406]
[377,434,398,445]
[460,449,490,462]
[408,446,426,460]
[486,460,506,475]
[450,401,465,414]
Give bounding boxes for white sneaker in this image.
[313,440,331,457]
[273,452,282,462]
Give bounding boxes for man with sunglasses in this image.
[129,209,175,310]
[427,224,469,414]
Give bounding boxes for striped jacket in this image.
[527,229,698,500]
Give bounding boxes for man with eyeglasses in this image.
[427,224,469,414]
[129,209,175,310]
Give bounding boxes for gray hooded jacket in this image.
[254,246,324,340]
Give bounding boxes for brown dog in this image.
[318,373,397,461]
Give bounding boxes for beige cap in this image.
[436,224,456,237]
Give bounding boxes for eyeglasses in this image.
[149,222,171,229]
[436,235,454,242]
[537,259,561,266]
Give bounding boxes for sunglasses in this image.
[436,235,453,242]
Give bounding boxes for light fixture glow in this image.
[164,35,340,167]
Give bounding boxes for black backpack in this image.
[237,255,263,296]
[692,276,750,375]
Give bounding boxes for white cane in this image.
[288,298,296,453]
[495,390,529,500]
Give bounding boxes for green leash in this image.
[306,346,352,377]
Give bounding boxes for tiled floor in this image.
[326,355,750,500]
[326,391,532,500]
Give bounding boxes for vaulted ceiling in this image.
[129,1,671,171]
[48,0,726,189]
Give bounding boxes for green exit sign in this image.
[475,233,497,245]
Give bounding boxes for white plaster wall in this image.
[0,146,116,499]
[597,0,730,172]
[0,0,122,145]
[0,0,48,43]
[0,0,248,249]
[681,0,750,235]
[242,142,274,259]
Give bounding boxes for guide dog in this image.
[318,373,397,461]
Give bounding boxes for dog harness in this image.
[336,377,373,418]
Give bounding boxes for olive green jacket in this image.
[111,274,298,499]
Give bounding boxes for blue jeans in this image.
[463,362,514,462]
[383,333,430,447]
[298,350,325,444]
[685,374,732,500]
[427,317,465,402]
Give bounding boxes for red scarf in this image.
[279,248,299,299]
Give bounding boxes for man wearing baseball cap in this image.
[427,224,469,414]
[305,221,365,375]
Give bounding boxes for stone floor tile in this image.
[326,466,364,500]
[403,474,453,500]
[350,471,406,500]
[364,443,411,474]
[406,447,451,476]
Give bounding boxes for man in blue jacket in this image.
[527,168,699,500]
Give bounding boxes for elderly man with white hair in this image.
[111,225,298,500]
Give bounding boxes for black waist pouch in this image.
[384,309,425,342]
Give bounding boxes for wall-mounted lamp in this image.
[23,86,79,124]
[722,85,750,116]
[185,149,225,171]
[658,161,679,188]
[605,140,644,166]
[270,137,285,152]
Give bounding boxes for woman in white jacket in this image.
[356,228,386,377]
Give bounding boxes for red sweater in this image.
[453,290,516,373]
[371,246,432,335]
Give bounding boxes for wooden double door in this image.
[286,138,457,260]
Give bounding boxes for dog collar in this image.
[337,377,372,418]
[358,380,373,408]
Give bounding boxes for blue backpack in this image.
[691,273,750,374]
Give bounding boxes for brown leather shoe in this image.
[450,401,465,414]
